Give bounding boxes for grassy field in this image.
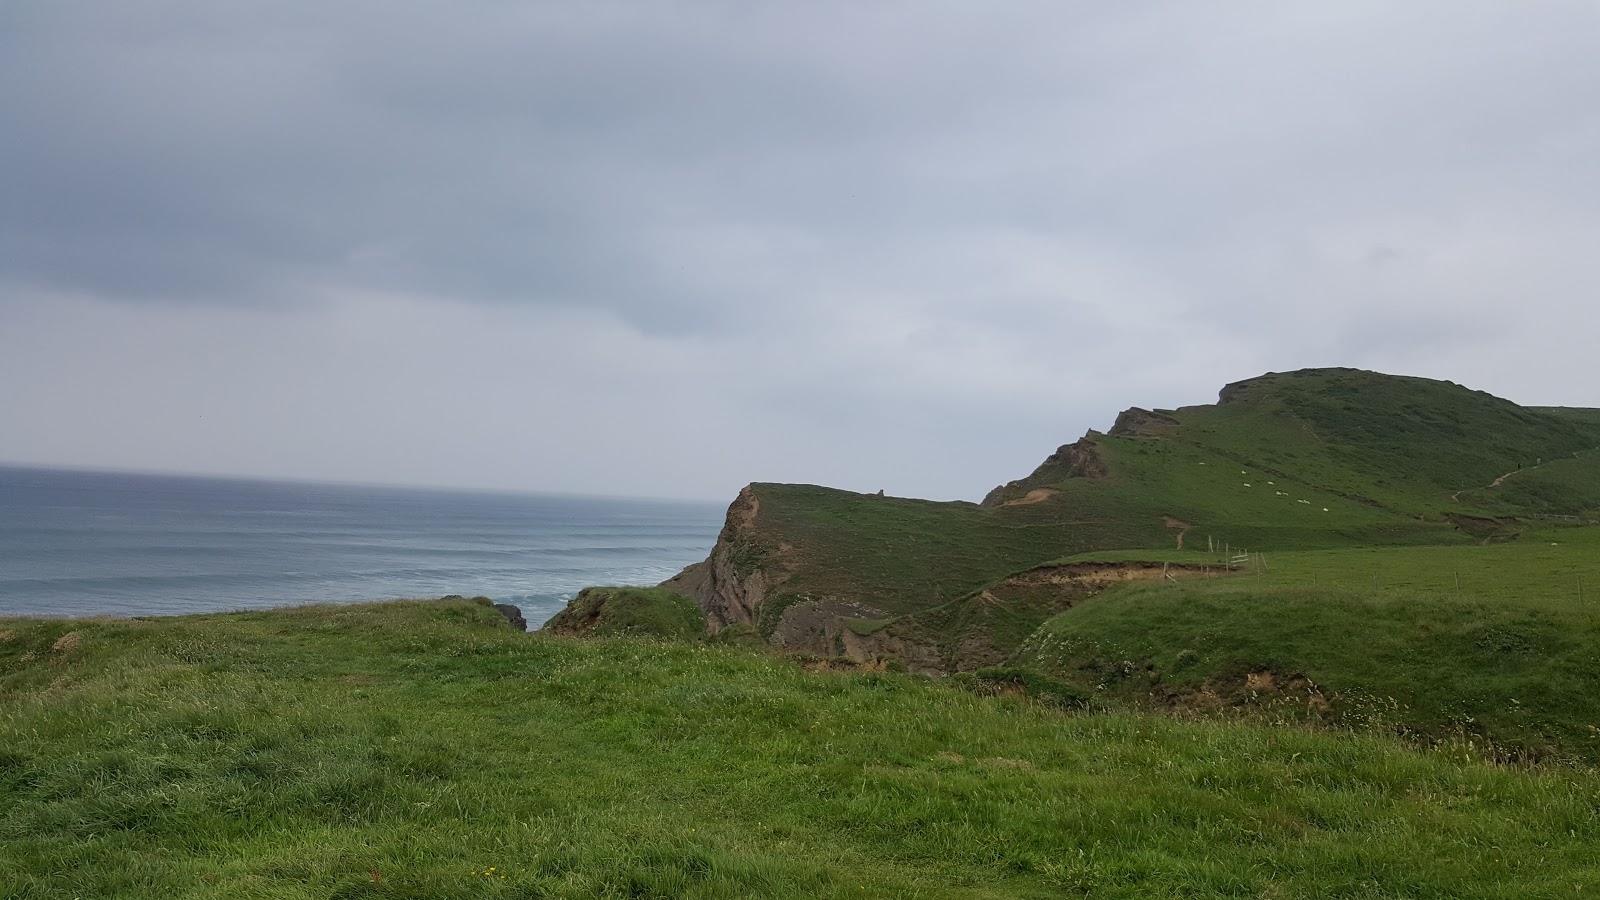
[4,597,1600,898]
[1017,528,1600,760]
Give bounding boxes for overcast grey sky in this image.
[3,2,1598,501]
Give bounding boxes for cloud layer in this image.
[4,2,1599,500]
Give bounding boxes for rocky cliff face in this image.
[658,485,783,631]
[659,485,913,661]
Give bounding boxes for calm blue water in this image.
[0,466,723,627]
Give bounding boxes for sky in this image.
[3,2,1599,502]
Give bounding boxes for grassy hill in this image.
[657,369,1600,676]
[1013,528,1600,760]
[984,367,1600,538]
[5,598,1600,898]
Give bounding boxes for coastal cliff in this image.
[611,368,1600,674]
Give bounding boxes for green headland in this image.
[5,368,1600,897]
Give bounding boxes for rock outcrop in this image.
[494,603,528,631]
[981,436,1108,506]
[1109,406,1179,438]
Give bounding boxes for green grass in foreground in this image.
[3,599,1600,898]
[1022,529,1600,759]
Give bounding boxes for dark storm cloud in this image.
[4,1,1600,498]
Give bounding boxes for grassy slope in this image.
[1531,406,1600,429]
[1016,528,1600,760]
[746,486,1127,618]
[5,599,1600,898]
[1488,457,1600,519]
[1022,369,1600,542]
[1049,432,1456,551]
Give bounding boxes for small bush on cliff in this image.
[542,586,705,640]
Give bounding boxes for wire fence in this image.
[1184,536,1592,604]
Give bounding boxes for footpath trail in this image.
[1452,461,1547,501]
[1490,467,1528,488]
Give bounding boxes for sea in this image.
[0,466,724,628]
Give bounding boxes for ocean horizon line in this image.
[0,461,729,508]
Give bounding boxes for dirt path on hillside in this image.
[1162,516,1193,550]
[1452,464,1533,503]
[1490,469,1523,488]
[1489,461,1546,489]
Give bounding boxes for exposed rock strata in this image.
[840,623,944,672]
[770,597,885,652]
[658,485,786,631]
[838,561,1213,674]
